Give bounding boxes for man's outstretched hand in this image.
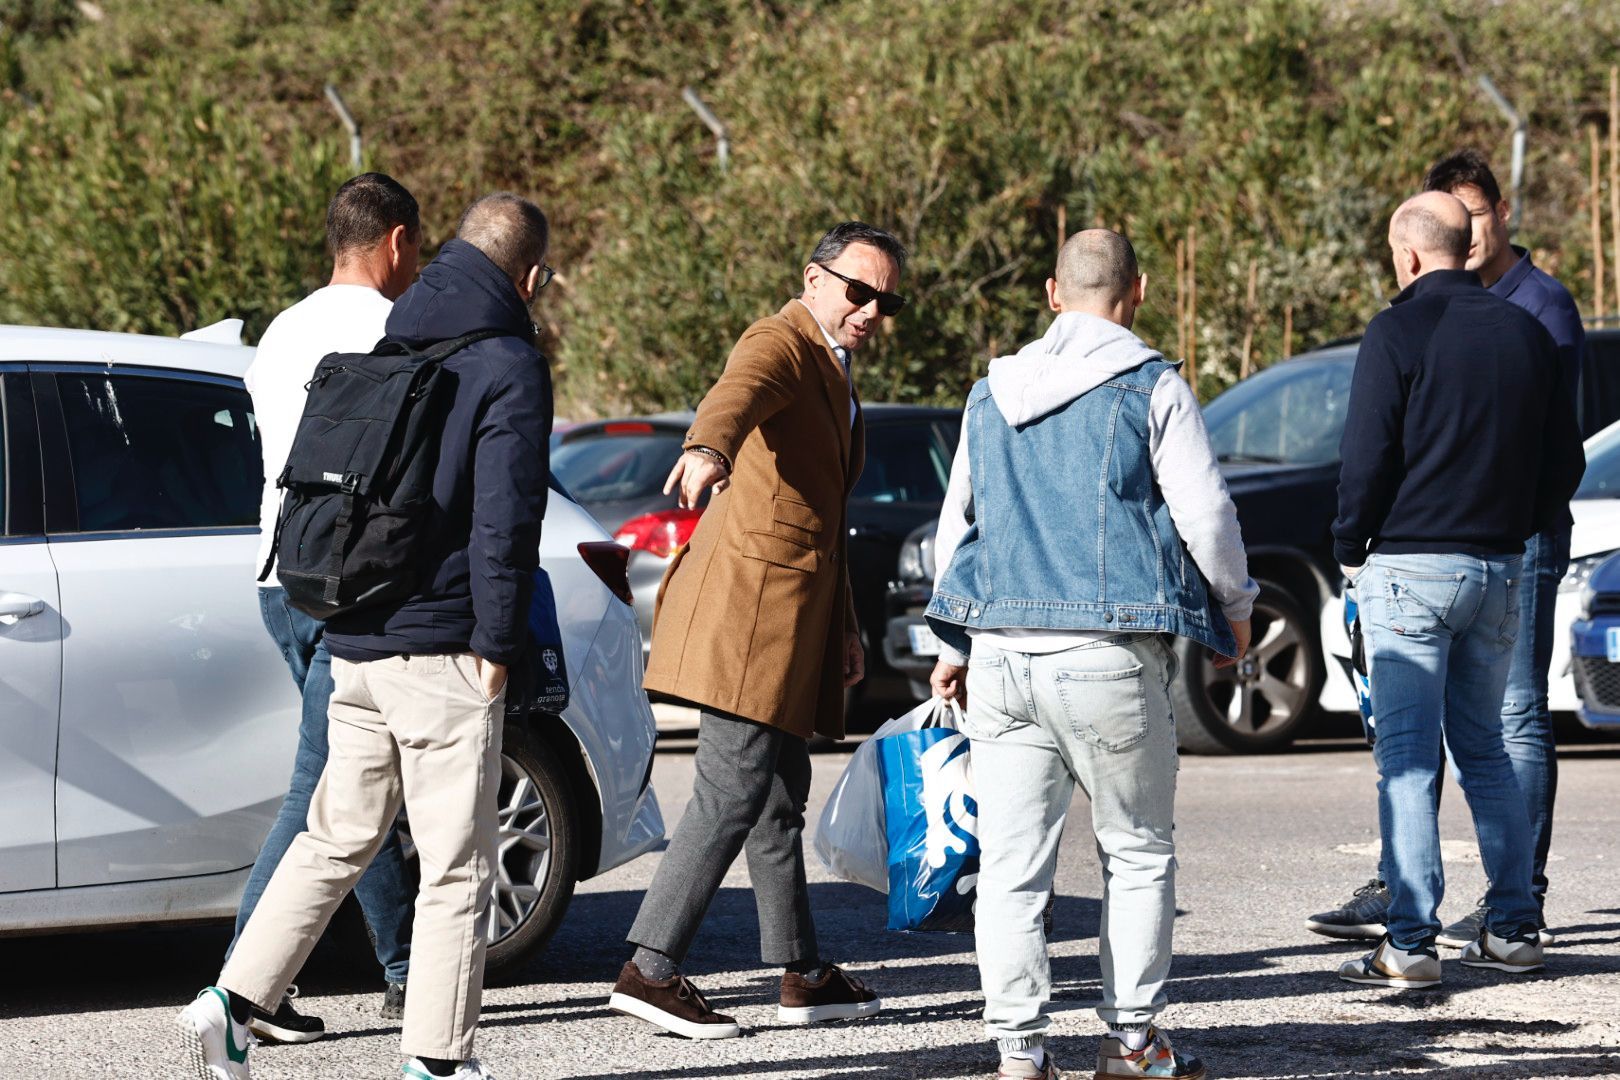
[664,450,730,510]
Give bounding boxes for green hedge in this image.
[2,0,1617,411]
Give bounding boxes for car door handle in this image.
[0,592,45,619]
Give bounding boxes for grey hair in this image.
[808,221,908,275]
[1054,229,1139,303]
[456,192,550,283]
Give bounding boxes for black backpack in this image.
[262,330,503,619]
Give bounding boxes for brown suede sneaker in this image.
[777,963,882,1024]
[607,961,741,1040]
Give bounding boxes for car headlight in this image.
[897,532,936,583]
[1560,550,1615,596]
[1581,581,1596,622]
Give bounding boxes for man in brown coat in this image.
[607,222,905,1039]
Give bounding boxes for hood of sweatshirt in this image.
[986,311,1168,426]
[385,238,536,348]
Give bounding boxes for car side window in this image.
[55,373,261,532]
[854,420,950,504]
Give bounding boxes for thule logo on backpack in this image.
[323,471,344,483]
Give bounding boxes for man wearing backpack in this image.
[179,193,554,1080]
[927,231,1255,1080]
[231,172,421,1045]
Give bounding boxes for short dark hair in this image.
[457,193,550,283]
[808,221,907,276]
[1422,148,1503,207]
[325,173,420,258]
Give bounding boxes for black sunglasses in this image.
[816,263,906,317]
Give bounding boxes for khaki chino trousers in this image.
[220,652,503,1061]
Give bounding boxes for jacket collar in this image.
[1391,268,1482,306]
[1489,245,1534,300]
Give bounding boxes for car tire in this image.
[396,722,581,979]
[1171,579,1323,754]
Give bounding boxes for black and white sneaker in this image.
[1306,879,1390,940]
[248,984,324,1044]
[382,981,406,1021]
[1436,901,1489,949]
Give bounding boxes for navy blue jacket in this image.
[325,240,553,665]
[1491,246,1585,412]
[1332,269,1585,568]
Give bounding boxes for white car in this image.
[0,323,662,973]
[1321,418,1620,719]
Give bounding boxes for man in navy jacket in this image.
[184,193,553,1080]
[1330,192,1583,990]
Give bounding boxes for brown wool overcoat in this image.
[642,301,865,740]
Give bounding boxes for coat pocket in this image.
[772,496,825,546]
[740,529,820,573]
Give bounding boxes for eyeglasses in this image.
[537,264,555,290]
[815,263,906,317]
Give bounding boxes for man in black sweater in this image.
[1331,191,1584,990]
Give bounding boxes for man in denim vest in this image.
[927,230,1256,1080]
[1331,192,1584,989]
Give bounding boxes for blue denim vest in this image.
[926,360,1236,657]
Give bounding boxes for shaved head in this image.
[1054,229,1139,305]
[1390,191,1470,263]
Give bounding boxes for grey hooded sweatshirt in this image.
[932,311,1258,666]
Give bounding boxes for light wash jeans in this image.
[1359,553,1539,949]
[964,634,1179,1056]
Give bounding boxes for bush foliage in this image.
[2,0,1618,413]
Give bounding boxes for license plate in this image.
[907,623,942,657]
[1607,627,1620,663]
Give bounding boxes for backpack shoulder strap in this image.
[413,329,509,364]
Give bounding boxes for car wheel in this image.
[1171,580,1322,754]
[397,723,580,978]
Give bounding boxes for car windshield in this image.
[1203,357,1353,467]
[1575,420,1620,499]
[551,431,683,503]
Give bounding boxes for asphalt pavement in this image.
[3,723,1619,1079]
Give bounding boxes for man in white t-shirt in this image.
[230,173,422,1044]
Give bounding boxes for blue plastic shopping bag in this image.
[876,704,979,933]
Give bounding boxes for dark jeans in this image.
[226,587,413,984]
[1374,527,1568,920]
[627,709,817,966]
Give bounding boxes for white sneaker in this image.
[1460,928,1545,974]
[403,1058,496,1080]
[1336,936,1442,989]
[177,987,253,1080]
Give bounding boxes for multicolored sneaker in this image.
[177,986,253,1080]
[1096,1026,1205,1079]
[996,1051,1061,1078]
[1336,935,1442,989]
[1460,928,1544,974]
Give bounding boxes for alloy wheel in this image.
[1198,595,1313,737]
